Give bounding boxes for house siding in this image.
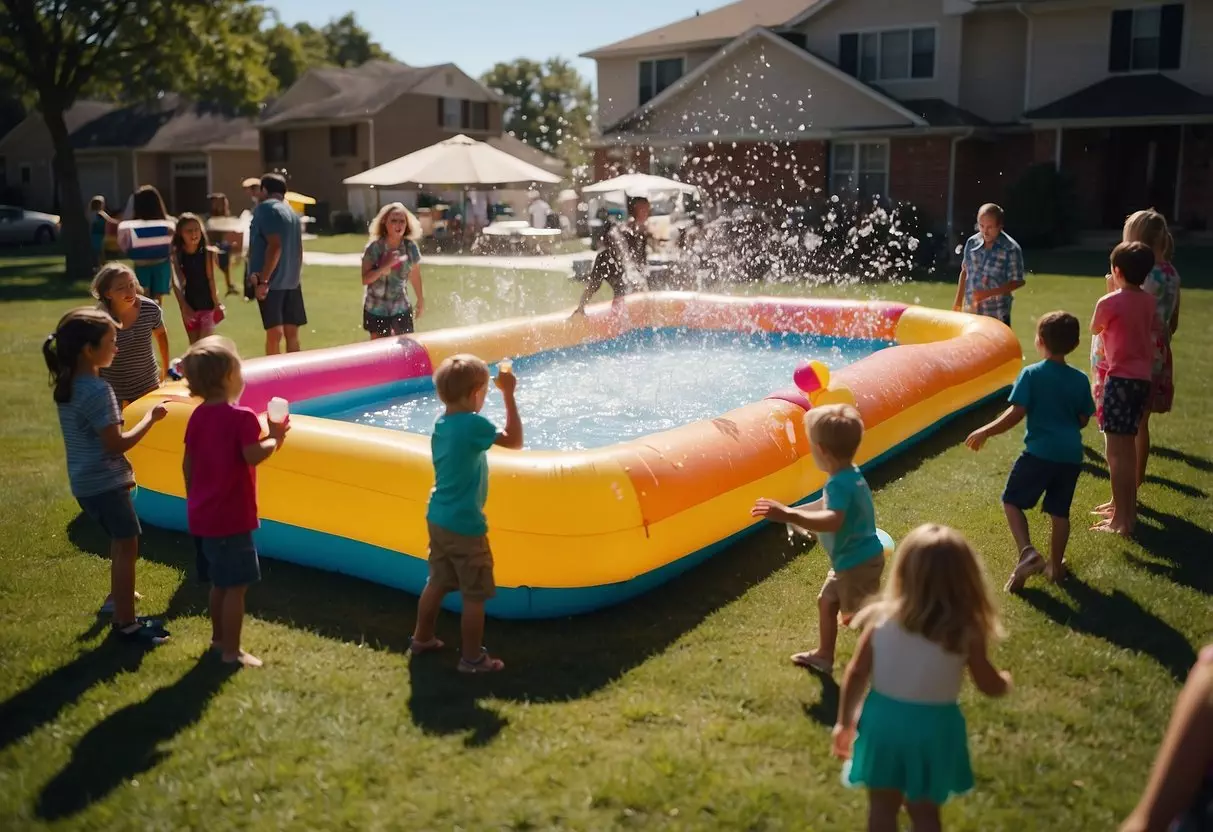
[1027,1,1213,111]
[597,47,720,129]
[958,10,1027,124]
[794,0,964,106]
[208,149,262,212]
[262,122,372,218]
[1,115,58,210]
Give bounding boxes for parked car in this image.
[0,205,59,245]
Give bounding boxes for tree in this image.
[264,13,391,93]
[0,0,275,281]
[481,58,594,170]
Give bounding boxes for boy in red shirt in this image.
[181,336,288,666]
[1090,242,1157,537]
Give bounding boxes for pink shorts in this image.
[184,309,216,332]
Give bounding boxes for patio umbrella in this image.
[343,134,561,187]
[582,173,699,197]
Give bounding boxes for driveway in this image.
[303,249,595,274]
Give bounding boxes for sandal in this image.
[113,620,169,646]
[791,652,833,673]
[1004,546,1045,592]
[458,648,505,674]
[409,636,445,655]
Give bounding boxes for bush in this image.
[329,210,361,235]
[1003,163,1078,248]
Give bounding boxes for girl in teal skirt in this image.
[833,524,1013,831]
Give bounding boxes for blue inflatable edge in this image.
[134,386,1007,619]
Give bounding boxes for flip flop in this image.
[791,652,833,673]
[113,620,169,646]
[408,636,445,655]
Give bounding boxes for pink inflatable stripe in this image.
[765,387,812,410]
[239,336,433,412]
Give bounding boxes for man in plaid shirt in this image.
[953,203,1025,326]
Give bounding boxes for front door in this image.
[1101,126,1180,227]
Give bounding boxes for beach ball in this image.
[794,360,830,395]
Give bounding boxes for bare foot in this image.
[791,650,834,673]
[1045,559,1067,583]
[409,636,445,655]
[1090,519,1133,537]
[1090,504,1115,518]
[222,650,263,667]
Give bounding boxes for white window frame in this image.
[829,141,889,199]
[638,56,686,106]
[844,25,937,83]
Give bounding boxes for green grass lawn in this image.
[0,248,1210,830]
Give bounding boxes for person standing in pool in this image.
[572,196,653,315]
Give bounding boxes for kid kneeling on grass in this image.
[181,336,288,668]
[410,354,523,674]
[751,403,884,674]
[966,311,1095,590]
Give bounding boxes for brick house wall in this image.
[953,133,1035,239]
[888,137,952,230]
[683,141,827,204]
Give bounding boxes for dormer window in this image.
[639,58,684,105]
[839,27,935,82]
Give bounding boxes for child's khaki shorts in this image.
[819,556,885,622]
[427,523,496,601]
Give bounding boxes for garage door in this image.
[76,158,118,208]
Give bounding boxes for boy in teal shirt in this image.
[752,403,884,674]
[966,311,1095,590]
[410,354,523,673]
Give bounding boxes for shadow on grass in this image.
[35,655,237,821]
[1153,445,1213,473]
[34,399,1011,750]
[1123,505,1213,596]
[800,667,840,728]
[1019,573,1196,683]
[0,256,89,303]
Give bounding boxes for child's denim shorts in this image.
[195,532,261,588]
[77,486,141,540]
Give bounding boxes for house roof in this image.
[603,27,927,135]
[583,0,823,58]
[258,60,502,128]
[0,100,119,151]
[1024,74,1213,121]
[486,134,567,177]
[70,95,258,152]
[901,99,989,128]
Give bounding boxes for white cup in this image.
[499,359,513,374]
[267,396,290,423]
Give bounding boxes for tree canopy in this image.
[264,12,393,92]
[480,58,594,170]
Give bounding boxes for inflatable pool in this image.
[125,293,1021,618]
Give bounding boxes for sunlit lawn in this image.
[0,246,1210,830]
[308,231,591,257]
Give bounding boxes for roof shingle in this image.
[1024,74,1213,121]
[70,95,257,152]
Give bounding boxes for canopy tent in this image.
[581,173,699,197]
[343,134,561,188]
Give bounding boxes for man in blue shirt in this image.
[953,203,1025,326]
[248,173,305,355]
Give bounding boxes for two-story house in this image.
[584,0,1213,240]
[257,60,564,219]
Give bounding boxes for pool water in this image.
[325,329,888,450]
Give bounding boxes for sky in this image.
[270,1,714,89]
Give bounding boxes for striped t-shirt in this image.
[56,374,134,498]
[99,296,162,403]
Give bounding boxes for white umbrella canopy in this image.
[343,134,561,187]
[582,173,699,197]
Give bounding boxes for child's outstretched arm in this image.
[100,403,168,455]
[493,370,523,449]
[965,404,1026,451]
[967,632,1013,698]
[750,498,843,533]
[833,626,874,760]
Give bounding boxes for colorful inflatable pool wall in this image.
[125,293,1022,619]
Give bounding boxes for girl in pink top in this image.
[180,336,288,667]
[1089,242,1157,537]
[1092,210,1182,498]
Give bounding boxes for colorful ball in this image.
[794,360,830,395]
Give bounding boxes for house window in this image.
[19,163,32,185]
[1109,5,1184,72]
[330,125,357,157]
[840,28,935,82]
[468,101,488,131]
[264,131,289,164]
[638,58,684,105]
[830,141,888,199]
[441,97,462,129]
